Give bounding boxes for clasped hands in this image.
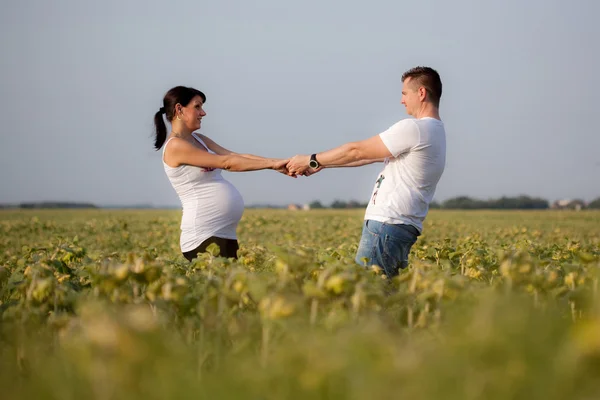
[272,155,322,178]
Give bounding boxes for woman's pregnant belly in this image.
[180,179,245,246]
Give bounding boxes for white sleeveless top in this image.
[162,133,245,252]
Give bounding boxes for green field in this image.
[1,209,599,399]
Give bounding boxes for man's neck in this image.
[413,104,441,120]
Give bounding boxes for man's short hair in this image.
[401,66,442,107]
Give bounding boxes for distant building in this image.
[551,199,586,211]
[287,204,311,211]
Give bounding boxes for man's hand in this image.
[287,155,311,176]
[301,166,323,177]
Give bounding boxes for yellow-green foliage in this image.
[1,209,599,400]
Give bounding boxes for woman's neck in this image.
[170,122,192,139]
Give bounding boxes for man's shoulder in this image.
[385,118,419,135]
[391,118,418,128]
[414,118,445,136]
[415,117,444,128]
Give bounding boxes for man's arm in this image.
[324,158,385,168]
[287,135,392,175]
[301,158,384,177]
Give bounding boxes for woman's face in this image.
[177,95,206,131]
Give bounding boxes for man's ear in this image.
[419,87,427,101]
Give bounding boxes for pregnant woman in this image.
[154,86,290,261]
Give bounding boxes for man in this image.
[287,66,446,278]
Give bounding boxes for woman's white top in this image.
[162,133,244,252]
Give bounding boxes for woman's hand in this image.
[272,159,296,178]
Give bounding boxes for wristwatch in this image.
[309,154,320,169]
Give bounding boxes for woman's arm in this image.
[165,138,287,172]
[198,134,275,161]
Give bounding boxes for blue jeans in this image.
[355,220,419,278]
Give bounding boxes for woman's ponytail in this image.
[154,107,167,150]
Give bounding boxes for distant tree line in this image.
[2,197,600,211]
[439,196,549,210]
[308,196,600,210]
[0,202,99,209]
[309,200,368,209]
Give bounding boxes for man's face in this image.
[401,77,420,116]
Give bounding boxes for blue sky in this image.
[1,0,598,206]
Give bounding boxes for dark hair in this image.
[153,86,206,150]
[401,66,442,107]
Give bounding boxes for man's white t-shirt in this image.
[364,117,446,233]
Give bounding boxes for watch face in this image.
[309,160,319,168]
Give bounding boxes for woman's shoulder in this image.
[194,133,213,143]
[165,136,195,150]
